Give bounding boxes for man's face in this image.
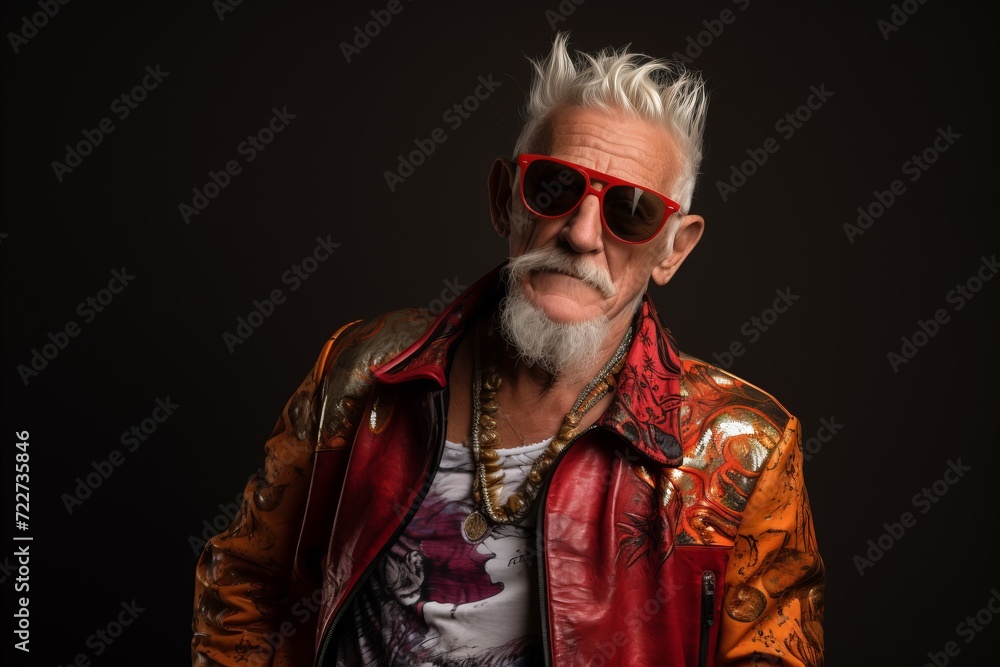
[505,106,691,332]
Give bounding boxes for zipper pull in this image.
[701,571,716,627]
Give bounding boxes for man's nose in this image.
[559,193,604,253]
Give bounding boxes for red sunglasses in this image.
[514,153,680,244]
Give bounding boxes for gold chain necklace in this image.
[462,324,633,543]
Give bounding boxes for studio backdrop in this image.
[1,1,997,665]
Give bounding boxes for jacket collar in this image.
[372,263,683,465]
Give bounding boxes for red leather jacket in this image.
[193,266,824,666]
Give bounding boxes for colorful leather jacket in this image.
[192,265,825,666]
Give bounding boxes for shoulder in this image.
[676,351,796,472]
[318,308,437,379]
[311,307,436,444]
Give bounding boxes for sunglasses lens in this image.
[602,186,667,242]
[522,160,586,217]
[520,156,671,243]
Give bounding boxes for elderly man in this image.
[193,33,824,667]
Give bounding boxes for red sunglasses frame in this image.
[514,153,681,245]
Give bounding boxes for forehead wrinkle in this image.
[549,117,680,195]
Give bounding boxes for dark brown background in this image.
[2,1,997,665]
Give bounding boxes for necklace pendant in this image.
[463,511,490,543]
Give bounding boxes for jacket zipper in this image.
[698,570,716,667]
[314,388,450,667]
[534,425,597,667]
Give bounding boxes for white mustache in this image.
[505,247,616,298]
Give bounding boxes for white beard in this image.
[498,248,643,379]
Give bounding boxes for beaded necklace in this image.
[462,324,633,542]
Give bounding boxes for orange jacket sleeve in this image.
[716,416,826,666]
[191,323,360,667]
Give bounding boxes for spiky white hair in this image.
[514,32,708,223]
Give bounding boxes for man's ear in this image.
[651,214,705,286]
[488,157,517,238]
